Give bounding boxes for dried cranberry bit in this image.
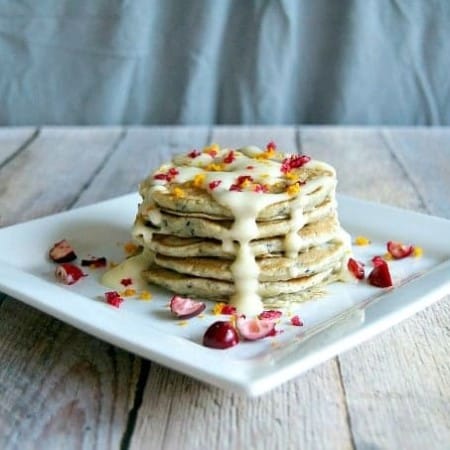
[187,149,201,158]
[387,241,414,259]
[105,291,124,308]
[170,295,206,319]
[166,167,179,181]
[281,154,311,174]
[229,175,254,191]
[203,321,240,349]
[120,277,133,287]
[208,180,222,190]
[49,239,77,263]
[223,150,236,164]
[153,167,179,182]
[55,263,86,285]
[347,258,365,280]
[267,327,283,337]
[253,184,268,193]
[368,260,393,288]
[236,175,253,184]
[236,317,276,340]
[81,256,107,268]
[290,315,304,326]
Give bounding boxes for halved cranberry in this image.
[170,295,206,319]
[236,317,275,341]
[49,239,77,263]
[347,258,365,280]
[387,241,413,259]
[203,321,240,349]
[368,260,393,288]
[55,263,86,285]
[258,310,282,322]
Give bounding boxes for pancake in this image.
[134,198,336,242]
[146,175,336,221]
[143,263,340,299]
[147,214,342,258]
[154,240,347,282]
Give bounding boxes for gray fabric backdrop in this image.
[1,0,449,126]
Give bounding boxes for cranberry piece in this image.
[203,321,240,349]
[49,239,77,263]
[236,317,276,340]
[347,257,365,280]
[170,295,206,319]
[387,241,414,259]
[258,310,282,321]
[208,180,222,190]
[290,315,304,326]
[223,150,236,164]
[266,141,277,152]
[368,260,393,288]
[55,263,86,285]
[105,291,124,308]
[281,154,311,173]
[220,304,236,315]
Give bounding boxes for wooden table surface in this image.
[0,126,449,450]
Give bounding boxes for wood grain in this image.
[0,128,140,450]
[0,127,122,226]
[380,127,450,218]
[0,127,37,166]
[301,126,450,450]
[0,298,140,450]
[130,362,353,450]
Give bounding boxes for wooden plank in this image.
[0,127,37,166]
[301,126,450,450]
[301,126,424,210]
[0,127,123,226]
[0,127,142,449]
[0,298,140,449]
[130,363,353,450]
[76,126,210,206]
[129,126,353,450]
[380,127,450,219]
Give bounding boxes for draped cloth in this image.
[1,0,449,125]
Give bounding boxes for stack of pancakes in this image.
[132,144,351,313]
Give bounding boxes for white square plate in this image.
[0,193,449,396]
